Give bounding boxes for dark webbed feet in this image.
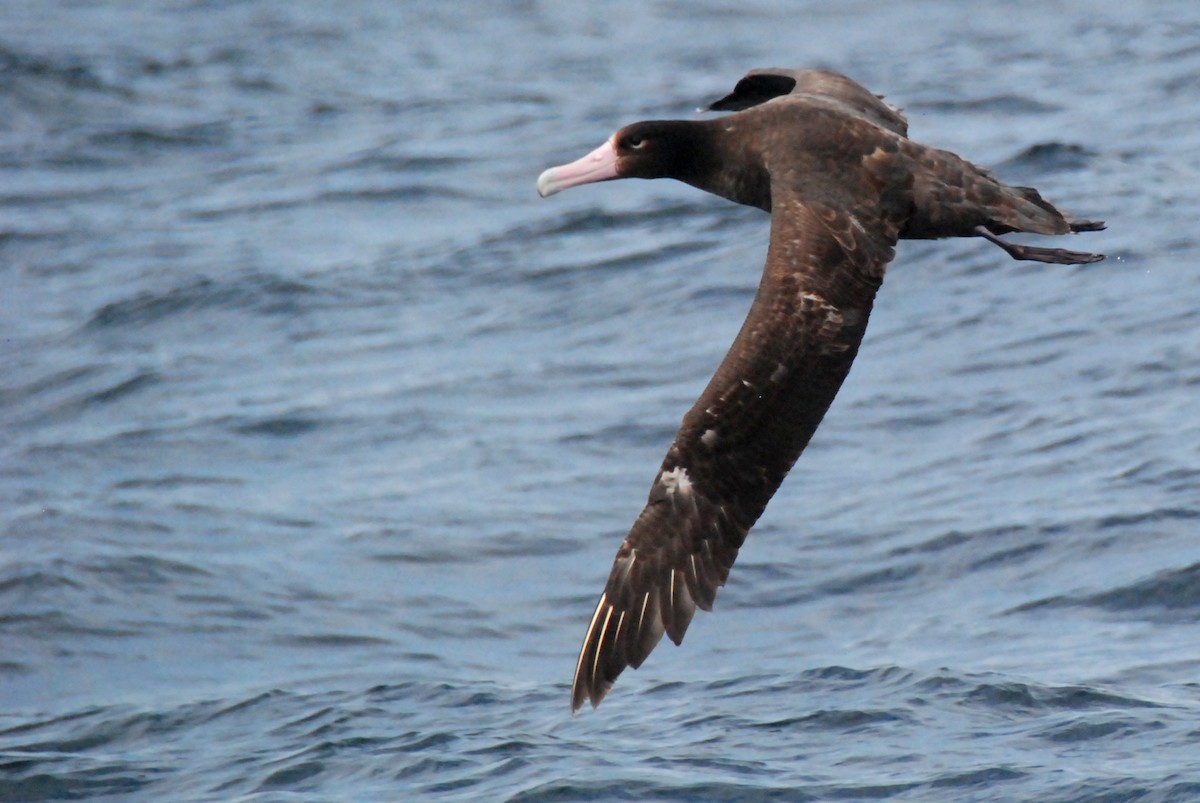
[974,225,1105,265]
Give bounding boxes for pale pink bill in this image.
[537,137,619,197]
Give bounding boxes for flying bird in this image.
[536,69,1105,712]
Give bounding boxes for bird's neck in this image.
[671,119,772,213]
[648,120,768,212]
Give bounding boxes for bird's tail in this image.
[1001,184,1105,236]
[902,144,1105,264]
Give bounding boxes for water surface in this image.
[3,1,1200,800]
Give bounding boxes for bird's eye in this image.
[624,135,645,150]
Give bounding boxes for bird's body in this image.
[536,70,1104,712]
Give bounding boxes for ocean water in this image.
[3,1,1200,800]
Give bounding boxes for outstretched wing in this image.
[571,188,900,711]
[705,68,908,137]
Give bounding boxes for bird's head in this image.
[537,121,700,197]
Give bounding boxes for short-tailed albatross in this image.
[536,69,1105,712]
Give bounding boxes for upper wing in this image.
[705,68,908,137]
[571,188,900,711]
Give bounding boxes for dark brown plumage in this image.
[536,70,1105,713]
[704,67,909,137]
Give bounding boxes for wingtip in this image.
[570,676,609,714]
[568,490,732,711]
[570,680,584,714]
[571,591,618,714]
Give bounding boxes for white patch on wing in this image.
[659,466,694,497]
[770,362,788,383]
[797,291,847,352]
[700,428,719,447]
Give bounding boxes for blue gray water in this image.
[3,1,1200,800]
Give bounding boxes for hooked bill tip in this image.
[536,168,563,198]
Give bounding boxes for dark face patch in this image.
[611,121,697,181]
